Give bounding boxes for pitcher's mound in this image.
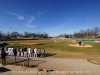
[68,44,93,47]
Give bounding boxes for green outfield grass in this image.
[7,40,100,55]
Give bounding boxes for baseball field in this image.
[6,39,100,65]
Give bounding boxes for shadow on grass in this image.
[0,43,10,47]
[0,67,11,72]
[45,53,57,57]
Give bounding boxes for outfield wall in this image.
[76,39,95,42]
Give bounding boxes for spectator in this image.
[1,50,6,66]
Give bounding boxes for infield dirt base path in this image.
[0,57,100,75]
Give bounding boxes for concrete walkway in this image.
[0,57,100,75]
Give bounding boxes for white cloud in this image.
[28,17,35,24]
[37,2,51,16]
[28,24,35,28]
[18,15,24,20]
[27,17,36,28]
[5,11,24,20]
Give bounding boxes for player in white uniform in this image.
[34,48,37,57]
[11,47,14,56]
[8,47,11,55]
[20,47,23,56]
[27,47,31,57]
[17,47,20,56]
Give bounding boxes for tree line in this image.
[0,26,100,41]
[0,31,48,41]
[58,27,100,39]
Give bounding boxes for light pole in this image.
[10,27,12,38]
[10,27,12,33]
[86,19,89,39]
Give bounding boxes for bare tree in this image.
[0,31,3,38]
[11,31,19,38]
[92,27,100,38]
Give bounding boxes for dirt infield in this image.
[20,42,38,45]
[68,44,93,47]
[19,40,46,45]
